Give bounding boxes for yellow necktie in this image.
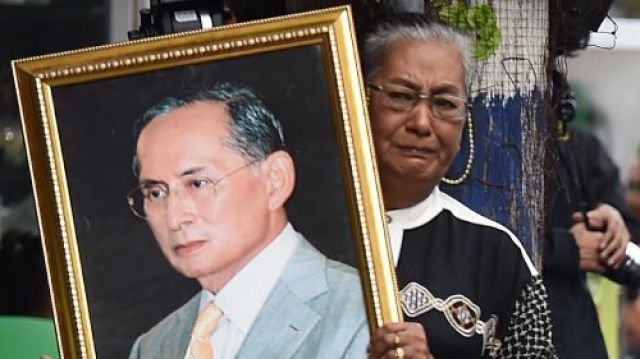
[184,301,222,359]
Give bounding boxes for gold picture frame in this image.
[13,6,401,358]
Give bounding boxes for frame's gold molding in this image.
[34,27,330,81]
[13,6,401,358]
[37,79,96,358]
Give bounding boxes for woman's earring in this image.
[442,112,474,185]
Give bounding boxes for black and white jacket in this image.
[387,187,556,359]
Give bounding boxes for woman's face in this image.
[368,38,467,192]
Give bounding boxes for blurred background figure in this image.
[549,1,640,357]
[626,147,640,217]
[624,146,640,359]
[546,1,639,357]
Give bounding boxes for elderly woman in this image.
[360,14,555,359]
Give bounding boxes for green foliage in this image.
[432,1,502,60]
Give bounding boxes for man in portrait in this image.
[126,82,368,358]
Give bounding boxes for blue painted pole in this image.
[438,1,548,267]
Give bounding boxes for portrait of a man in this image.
[13,9,392,357]
[126,83,368,358]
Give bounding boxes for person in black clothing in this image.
[544,124,640,359]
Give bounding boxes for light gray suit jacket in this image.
[129,236,369,358]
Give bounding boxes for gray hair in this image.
[361,14,474,92]
[132,82,285,176]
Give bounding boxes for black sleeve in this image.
[572,126,640,241]
[543,228,581,277]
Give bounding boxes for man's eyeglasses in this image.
[367,83,468,123]
[127,160,260,219]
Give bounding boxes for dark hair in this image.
[358,13,473,90]
[132,82,285,176]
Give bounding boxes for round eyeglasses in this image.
[126,160,259,219]
[367,83,468,123]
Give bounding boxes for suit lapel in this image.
[159,293,200,359]
[236,236,328,359]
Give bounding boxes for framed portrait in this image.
[13,6,401,358]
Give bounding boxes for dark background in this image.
[0,0,107,210]
[51,44,358,358]
[0,2,109,357]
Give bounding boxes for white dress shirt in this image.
[196,223,300,359]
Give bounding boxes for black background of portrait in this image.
[51,45,357,358]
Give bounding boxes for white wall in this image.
[567,18,640,182]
